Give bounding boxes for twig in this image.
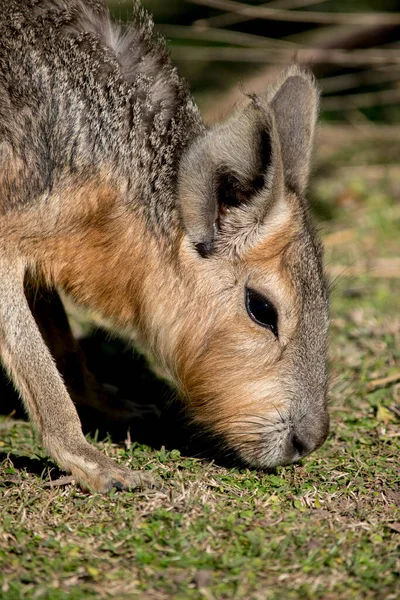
[327,258,400,279]
[189,0,400,26]
[170,46,400,67]
[389,405,400,418]
[323,229,356,248]
[44,475,76,488]
[366,373,400,392]
[193,0,328,29]
[158,24,298,49]
[321,65,400,95]
[322,87,400,111]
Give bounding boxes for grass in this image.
[1,168,400,599]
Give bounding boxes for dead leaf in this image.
[43,476,75,488]
[376,405,397,425]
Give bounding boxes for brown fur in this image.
[0,0,330,492]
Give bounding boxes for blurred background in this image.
[109,0,400,123]
[106,0,400,218]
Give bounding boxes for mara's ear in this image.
[178,66,318,258]
[178,103,281,257]
[269,65,319,196]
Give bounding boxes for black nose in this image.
[286,412,330,463]
[289,432,312,459]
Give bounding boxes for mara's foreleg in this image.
[26,278,102,408]
[0,257,153,492]
[26,280,145,428]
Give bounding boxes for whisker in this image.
[226,431,263,437]
[236,412,278,422]
[271,405,285,424]
[227,414,281,426]
[259,412,287,425]
[229,421,275,430]
[233,441,258,449]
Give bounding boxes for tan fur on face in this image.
[157,203,300,429]
[244,198,302,343]
[133,197,308,469]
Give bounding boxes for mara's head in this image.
[147,66,329,468]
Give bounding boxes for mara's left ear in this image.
[269,65,319,196]
[178,102,279,257]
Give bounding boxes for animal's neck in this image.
[121,95,205,242]
[43,182,185,336]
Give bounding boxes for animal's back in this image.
[0,0,202,215]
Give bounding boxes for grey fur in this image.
[0,0,203,235]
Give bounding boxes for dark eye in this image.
[245,288,278,337]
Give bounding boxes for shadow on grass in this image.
[0,329,249,472]
[0,451,64,482]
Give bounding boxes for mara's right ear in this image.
[269,65,319,196]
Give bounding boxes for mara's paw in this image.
[51,442,159,494]
[108,468,157,493]
[75,465,158,494]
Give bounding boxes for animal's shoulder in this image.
[0,0,203,218]
[0,0,188,121]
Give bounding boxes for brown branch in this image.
[366,373,400,392]
[192,14,400,120]
[192,0,328,29]
[189,0,400,26]
[327,258,400,279]
[170,46,400,67]
[158,24,298,49]
[321,65,400,94]
[322,86,400,111]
